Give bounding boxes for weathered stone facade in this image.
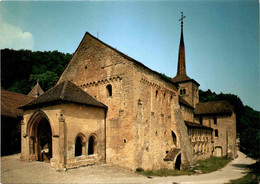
[20,22,237,171]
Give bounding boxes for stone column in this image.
[58,110,66,169]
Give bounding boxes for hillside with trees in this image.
[1,49,259,160]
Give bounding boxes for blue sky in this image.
[0,0,259,110]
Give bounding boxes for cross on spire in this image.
[179,12,186,27]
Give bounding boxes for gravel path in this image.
[1,151,255,184]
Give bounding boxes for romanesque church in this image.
[19,20,237,171]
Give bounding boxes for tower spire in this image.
[177,12,187,77]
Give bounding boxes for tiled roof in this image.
[172,76,200,86]
[185,121,213,130]
[194,101,234,115]
[28,83,44,97]
[179,96,194,109]
[1,89,34,118]
[20,81,107,109]
[164,148,181,161]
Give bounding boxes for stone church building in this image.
[20,20,237,171]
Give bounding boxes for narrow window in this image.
[180,89,183,95]
[88,135,96,155]
[75,136,83,157]
[106,84,112,97]
[171,131,177,146]
[215,129,218,137]
[200,116,203,125]
[213,116,217,125]
[183,89,186,94]
[155,90,158,98]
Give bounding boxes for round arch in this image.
[26,110,53,162]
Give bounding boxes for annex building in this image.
[19,20,237,171]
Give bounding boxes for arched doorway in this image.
[28,111,52,162]
[37,118,52,162]
[175,153,181,170]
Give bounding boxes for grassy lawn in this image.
[136,157,232,177]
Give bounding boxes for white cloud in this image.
[0,22,34,50]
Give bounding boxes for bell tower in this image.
[172,12,200,107]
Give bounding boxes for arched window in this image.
[75,136,83,157]
[171,131,177,146]
[215,129,219,137]
[88,135,96,155]
[106,84,112,97]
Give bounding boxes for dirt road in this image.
[1,151,255,184]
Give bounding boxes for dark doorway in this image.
[75,136,83,157]
[37,118,52,162]
[175,154,181,170]
[88,136,95,155]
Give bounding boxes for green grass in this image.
[193,157,231,173]
[227,162,260,184]
[136,157,232,177]
[227,173,257,184]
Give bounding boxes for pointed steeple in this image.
[172,12,191,83]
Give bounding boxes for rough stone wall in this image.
[57,34,137,169]
[188,128,213,161]
[180,105,194,122]
[178,82,199,107]
[194,113,237,159]
[21,104,106,169]
[131,65,180,170]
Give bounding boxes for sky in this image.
[0,0,259,111]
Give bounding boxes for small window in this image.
[124,139,126,143]
[155,90,158,98]
[213,116,217,125]
[88,135,96,155]
[200,116,203,125]
[75,136,83,157]
[183,89,186,94]
[164,93,166,98]
[172,131,177,146]
[215,129,218,137]
[180,89,183,95]
[106,84,112,97]
[85,65,88,70]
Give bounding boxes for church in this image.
[19,18,237,171]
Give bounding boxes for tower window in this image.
[215,129,219,137]
[106,84,112,97]
[213,116,217,125]
[155,90,158,98]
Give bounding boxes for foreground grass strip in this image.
[194,157,231,173]
[136,157,232,177]
[227,173,257,184]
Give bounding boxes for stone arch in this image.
[88,134,97,155]
[26,110,53,162]
[75,133,86,157]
